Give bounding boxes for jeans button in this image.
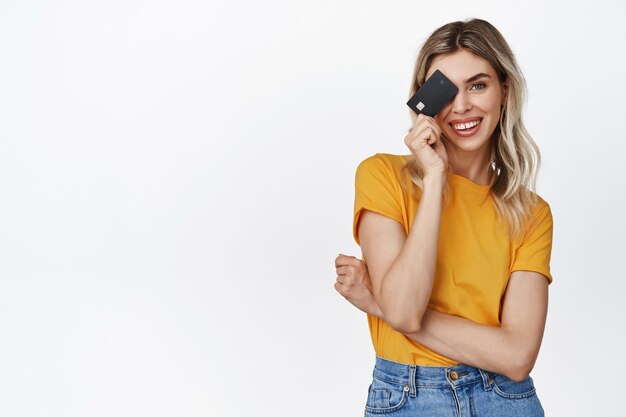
[449,370,459,380]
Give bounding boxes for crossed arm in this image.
[335,203,548,381]
[335,257,549,382]
[413,269,547,382]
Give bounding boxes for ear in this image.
[501,79,509,104]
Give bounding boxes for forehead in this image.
[426,49,496,83]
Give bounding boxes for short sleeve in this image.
[510,202,554,284]
[353,154,405,246]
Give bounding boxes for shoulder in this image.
[356,152,412,178]
[521,192,553,237]
[529,193,552,218]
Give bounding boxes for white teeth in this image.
[452,119,481,130]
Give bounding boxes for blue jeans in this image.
[364,356,544,417]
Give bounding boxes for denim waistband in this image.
[373,355,495,391]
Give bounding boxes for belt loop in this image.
[408,364,417,397]
[478,368,493,392]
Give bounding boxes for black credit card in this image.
[406,69,458,117]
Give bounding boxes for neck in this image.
[447,149,492,186]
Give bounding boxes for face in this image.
[426,49,508,161]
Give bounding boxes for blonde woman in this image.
[334,18,553,416]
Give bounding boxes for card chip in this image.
[416,102,425,111]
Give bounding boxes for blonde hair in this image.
[401,18,542,240]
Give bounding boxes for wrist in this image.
[423,174,446,191]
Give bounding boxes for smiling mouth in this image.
[450,118,483,131]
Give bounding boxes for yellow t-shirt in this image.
[352,153,554,366]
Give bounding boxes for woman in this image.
[334,18,553,417]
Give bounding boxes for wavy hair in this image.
[401,18,542,240]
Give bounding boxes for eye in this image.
[470,82,486,91]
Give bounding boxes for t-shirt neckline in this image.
[449,172,491,193]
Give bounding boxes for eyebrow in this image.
[464,73,492,83]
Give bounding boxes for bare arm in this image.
[358,176,444,333]
[405,271,548,381]
[339,267,549,381]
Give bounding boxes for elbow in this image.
[376,290,426,334]
[506,367,530,383]
[386,312,424,334]
[505,351,536,382]
[392,320,421,334]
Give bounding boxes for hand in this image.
[405,114,449,179]
[334,253,382,318]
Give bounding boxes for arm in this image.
[405,270,548,381]
[336,268,548,382]
[359,176,444,333]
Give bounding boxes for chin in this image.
[446,133,490,152]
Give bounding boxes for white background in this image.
[1,1,625,416]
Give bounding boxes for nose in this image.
[451,90,472,114]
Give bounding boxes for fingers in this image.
[334,254,367,289]
[336,265,358,277]
[405,127,439,154]
[410,113,439,131]
[405,128,440,152]
[335,263,367,279]
[406,114,441,145]
[335,253,364,268]
[334,271,356,296]
[404,114,448,176]
[413,114,441,137]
